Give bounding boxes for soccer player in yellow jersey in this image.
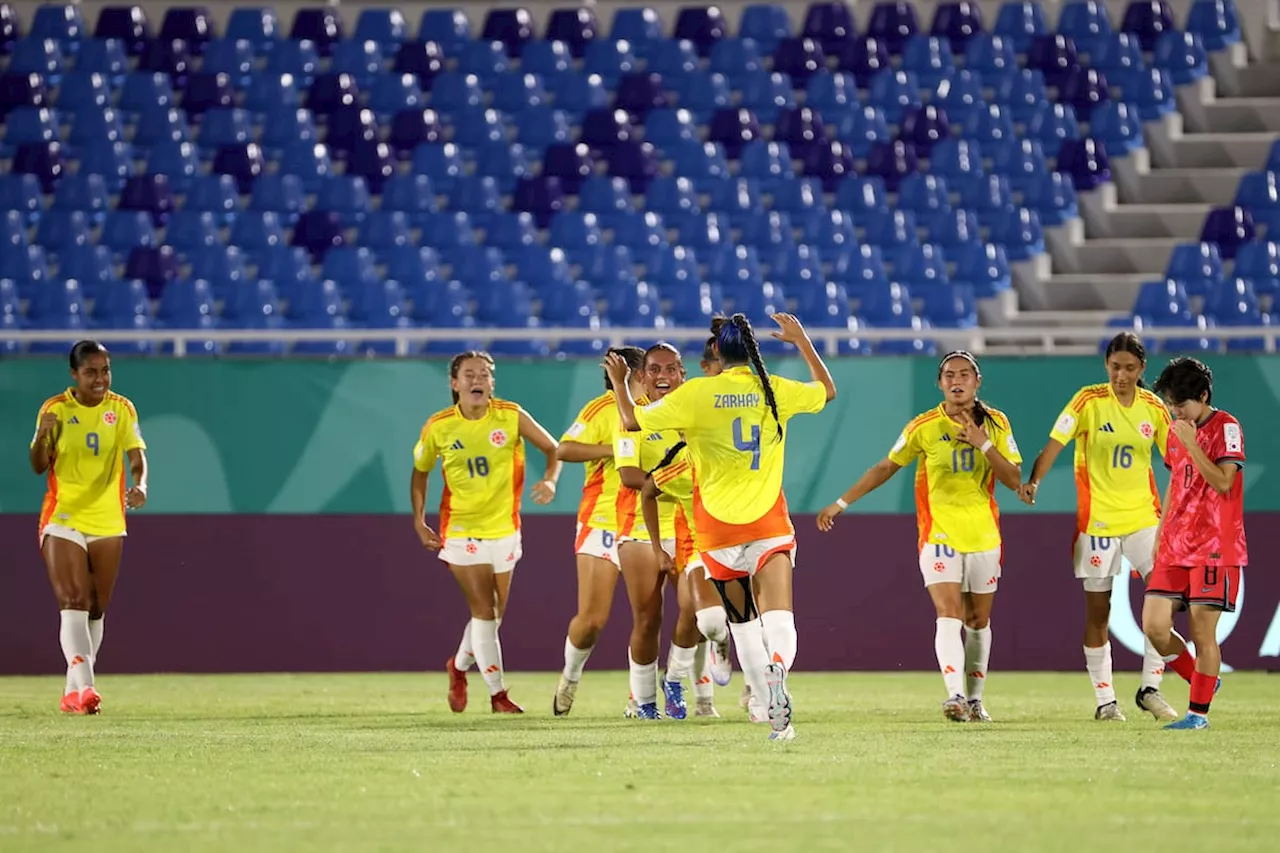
[608,313,836,741]
[818,352,1022,723]
[412,352,562,715]
[613,343,689,720]
[552,346,648,716]
[29,341,149,716]
[1019,332,1179,723]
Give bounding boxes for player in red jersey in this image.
[1145,358,1245,730]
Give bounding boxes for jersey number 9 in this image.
[1111,445,1134,469]
[732,418,761,471]
[86,432,99,457]
[466,456,490,478]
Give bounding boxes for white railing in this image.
[6,325,1280,357]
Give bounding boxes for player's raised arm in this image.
[770,313,836,402]
[518,408,561,505]
[29,407,58,474]
[604,352,642,431]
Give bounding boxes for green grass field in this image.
[2,672,1279,853]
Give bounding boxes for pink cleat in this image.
[60,691,81,714]
[78,687,101,715]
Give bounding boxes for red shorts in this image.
[1147,564,1242,612]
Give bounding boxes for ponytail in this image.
[732,314,783,442]
[647,440,687,477]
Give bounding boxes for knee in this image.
[89,607,105,620]
[576,613,608,639]
[965,615,989,631]
[57,589,92,611]
[634,607,663,638]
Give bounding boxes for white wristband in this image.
[979,440,993,453]
[835,498,849,510]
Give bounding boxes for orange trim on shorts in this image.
[701,549,737,581]
[755,542,795,573]
[574,523,594,552]
[693,488,793,552]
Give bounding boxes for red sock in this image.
[1167,650,1196,683]
[1189,671,1216,715]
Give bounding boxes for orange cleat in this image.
[60,691,81,714]
[490,690,524,714]
[78,687,101,715]
[445,656,468,713]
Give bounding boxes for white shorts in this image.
[41,523,121,551]
[702,535,797,581]
[1074,527,1157,592]
[574,523,618,565]
[919,544,1001,593]
[439,531,522,573]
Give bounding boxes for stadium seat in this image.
[184,174,241,225]
[1023,171,1081,226]
[1166,241,1225,298]
[1200,206,1257,260]
[835,35,891,88]
[1122,68,1177,121]
[1234,240,1280,298]
[865,139,920,193]
[989,208,1045,260]
[1092,33,1147,93]
[203,39,255,88]
[76,39,129,88]
[739,70,796,124]
[964,34,1018,88]
[901,36,954,88]
[868,69,922,124]
[1122,0,1176,52]
[992,2,1049,53]
[898,104,950,158]
[952,242,1013,297]
[124,245,179,297]
[1154,32,1210,85]
[418,10,471,57]
[1134,277,1192,320]
[1026,34,1080,90]
[1060,67,1111,122]
[1087,102,1144,156]
[804,139,858,193]
[835,106,891,159]
[1058,138,1112,191]
[289,7,344,57]
[931,2,985,54]
[51,173,110,224]
[264,39,320,86]
[1057,0,1112,56]
[1187,0,1241,52]
[0,173,43,226]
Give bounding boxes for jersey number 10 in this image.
[951,447,975,472]
[732,418,761,471]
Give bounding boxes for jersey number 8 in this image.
[466,456,490,478]
[732,418,761,471]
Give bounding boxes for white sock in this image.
[89,616,104,661]
[1084,642,1116,706]
[454,621,475,672]
[964,623,992,701]
[666,643,696,683]
[629,647,658,706]
[695,606,729,644]
[693,641,714,700]
[934,617,965,698]
[729,619,771,709]
[60,610,94,692]
[562,636,592,682]
[760,609,797,671]
[1140,636,1166,691]
[470,618,503,696]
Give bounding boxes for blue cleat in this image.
[1164,711,1210,730]
[635,702,662,720]
[663,680,687,720]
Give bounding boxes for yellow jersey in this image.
[888,404,1022,553]
[652,449,699,565]
[634,366,828,550]
[563,391,624,532]
[613,426,683,541]
[1048,383,1170,537]
[413,399,526,541]
[33,389,146,537]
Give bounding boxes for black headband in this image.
[939,350,981,377]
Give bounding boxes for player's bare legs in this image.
[555,555,619,715]
[754,553,796,740]
[688,565,731,690]
[1170,604,1224,729]
[619,542,665,718]
[664,570,702,719]
[44,535,97,713]
[448,569,514,710]
[711,561,791,739]
[928,582,971,721]
[448,563,521,713]
[84,536,123,706]
[962,591,995,721]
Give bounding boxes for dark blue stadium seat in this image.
[1232,171,1280,233]
[898,104,950,158]
[1199,206,1257,260]
[931,2,984,54]
[1058,138,1111,191]
[1122,0,1176,52]
[289,7,344,57]
[481,8,535,58]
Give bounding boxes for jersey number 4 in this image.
[732,418,761,470]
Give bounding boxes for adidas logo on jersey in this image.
[68,416,79,424]
[645,433,664,441]
[1099,423,1116,433]
[450,439,465,450]
[939,434,951,442]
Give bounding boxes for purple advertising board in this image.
[1,514,1277,674]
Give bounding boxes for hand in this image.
[415,522,442,551]
[817,502,846,532]
[531,478,556,505]
[654,546,676,575]
[956,411,989,449]
[37,411,58,439]
[125,484,147,510]
[770,313,809,346]
[1171,419,1197,448]
[1017,482,1038,506]
[603,352,631,390]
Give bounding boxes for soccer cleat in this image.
[623,697,640,718]
[694,698,720,718]
[1095,701,1127,722]
[552,675,578,716]
[632,702,662,720]
[78,687,101,715]
[1164,711,1210,730]
[967,699,993,722]
[709,637,732,686]
[490,690,523,714]
[663,680,688,720]
[764,662,793,737]
[942,694,972,722]
[769,724,797,741]
[445,656,468,713]
[60,691,82,714]
[1135,687,1177,722]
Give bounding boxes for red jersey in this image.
[1157,409,1247,567]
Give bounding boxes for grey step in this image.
[1040,274,1154,312]
[1166,132,1277,168]
[1083,202,1214,240]
[1228,64,1280,98]
[1197,98,1280,133]
[1119,168,1249,205]
[1052,237,1183,275]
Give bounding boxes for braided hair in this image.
[711,313,783,441]
[647,440,688,477]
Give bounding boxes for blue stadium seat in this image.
[220,280,285,355]
[184,174,241,225]
[357,211,412,251]
[678,213,729,252]
[704,176,763,219]
[26,279,88,353]
[248,174,306,226]
[1134,278,1191,323]
[541,279,598,324]
[807,209,860,254]
[52,245,112,300]
[1200,205,1257,260]
[225,8,279,55]
[929,208,982,249]
[834,244,891,294]
[1023,170,1080,226]
[1057,0,1112,55]
[921,282,978,327]
[1187,0,1241,51]
[418,9,472,57]
[76,39,129,88]
[10,38,64,86]
[100,210,157,256]
[994,139,1049,193]
[992,2,1048,53]
[1207,277,1266,351]
[740,4,792,56]
[203,38,255,88]
[1234,240,1280,297]
[253,245,314,300]
[31,5,85,54]
[1232,171,1280,233]
[56,71,109,114]
[1086,102,1145,157]
[609,8,664,56]
[989,208,1045,260]
[738,70,797,125]
[190,244,250,299]
[1165,241,1225,298]
[264,38,319,87]
[997,69,1049,126]
[964,34,1018,89]
[165,210,220,255]
[50,172,109,224]
[1092,33,1146,93]
[354,8,407,53]
[771,177,823,220]
[901,36,954,88]
[383,246,443,292]
[1120,67,1176,122]
[867,69,922,124]
[962,173,1016,223]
